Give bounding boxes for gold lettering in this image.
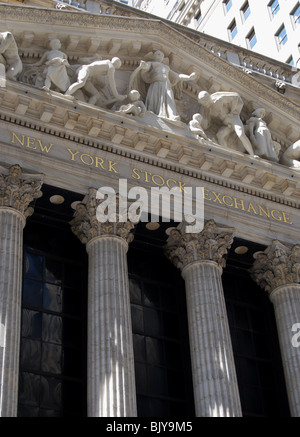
[152,174,165,186]
[11,132,25,146]
[222,195,234,207]
[271,209,282,221]
[258,204,270,219]
[203,189,212,201]
[247,202,258,215]
[95,157,105,170]
[67,148,80,161]
[282,212,293,225]
[37,139,54,153]
[80,154,94,166]
[140,170,152,183]
[178,181,187,193]
[211,191,223,204]
[26,136,37,150]
[233,197,246,211]
[166,179,177,189]
[108,161,119,174]
[131,168,140,180]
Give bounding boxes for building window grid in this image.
[290,3,300,28]
[223,0,233,14]
[228,19,238,40]
[276,24,288,49]
[247,27,257,49]
[194,8,202,23]
[269,0,280,18]
[241,1,251,22]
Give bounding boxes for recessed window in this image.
[195,9,202,23]
[290,3,300,28]
[276,24,288,48]
[268,0,280,18]
[247,28,257,49]
[228,19,238,40]
[241,1,251,21]
[223,0,233,13]
[178,0,186,12]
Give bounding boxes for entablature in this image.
[1,79,299,208]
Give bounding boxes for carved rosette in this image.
[165,219,234,271]
[70,188,136,245]
[251,240,300,293]
[0,164,43,218]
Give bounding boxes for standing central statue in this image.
[129,50,196,121]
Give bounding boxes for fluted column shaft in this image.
[165,220,242,417]
[252,240,300,416]
[0,209,25,417]
[70,189,137,417]
[0,164,43,417]
[270,285,300,416]
[86,235,136,417]
[183,260,241,417]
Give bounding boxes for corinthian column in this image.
[0,164,43,417]
[252,240,300,417]
[70,190,137,417]
[165,220,242,417]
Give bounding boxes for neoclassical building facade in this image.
[0,0,299,417]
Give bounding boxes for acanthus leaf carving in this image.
[0,164,43,217]
[165,219,234,271]
[251,240,300,293]
[70,188,136,245]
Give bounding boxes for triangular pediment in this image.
[0,2,299,220]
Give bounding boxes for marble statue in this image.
[280,140,300,170]
[188,113,210,141]
[128,50,197,121]
[116,90,146,117]
[197,91,255,156]
[64,56,126,105]
[32,38,70,92]
[246,108,279,162]
[0,31,22,84]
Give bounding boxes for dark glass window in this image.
[223,239,290,417]
[128,222,195,417]
[18,186,87,417]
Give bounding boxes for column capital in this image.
[251,240,300,293]
[165,219,234,271]
[0,164,43,219]
[70,188,136,245]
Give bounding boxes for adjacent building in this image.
[0,0,300,418]
[134,0,300,66]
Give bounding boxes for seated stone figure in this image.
[280,140,300,170]
[246,108,279,162]
[197,90,255,156]
[116,90,146,117]
[32,38,70,92]
[0,31,22,84]
[188,113,210,141]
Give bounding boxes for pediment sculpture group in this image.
[1,31,299,170]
